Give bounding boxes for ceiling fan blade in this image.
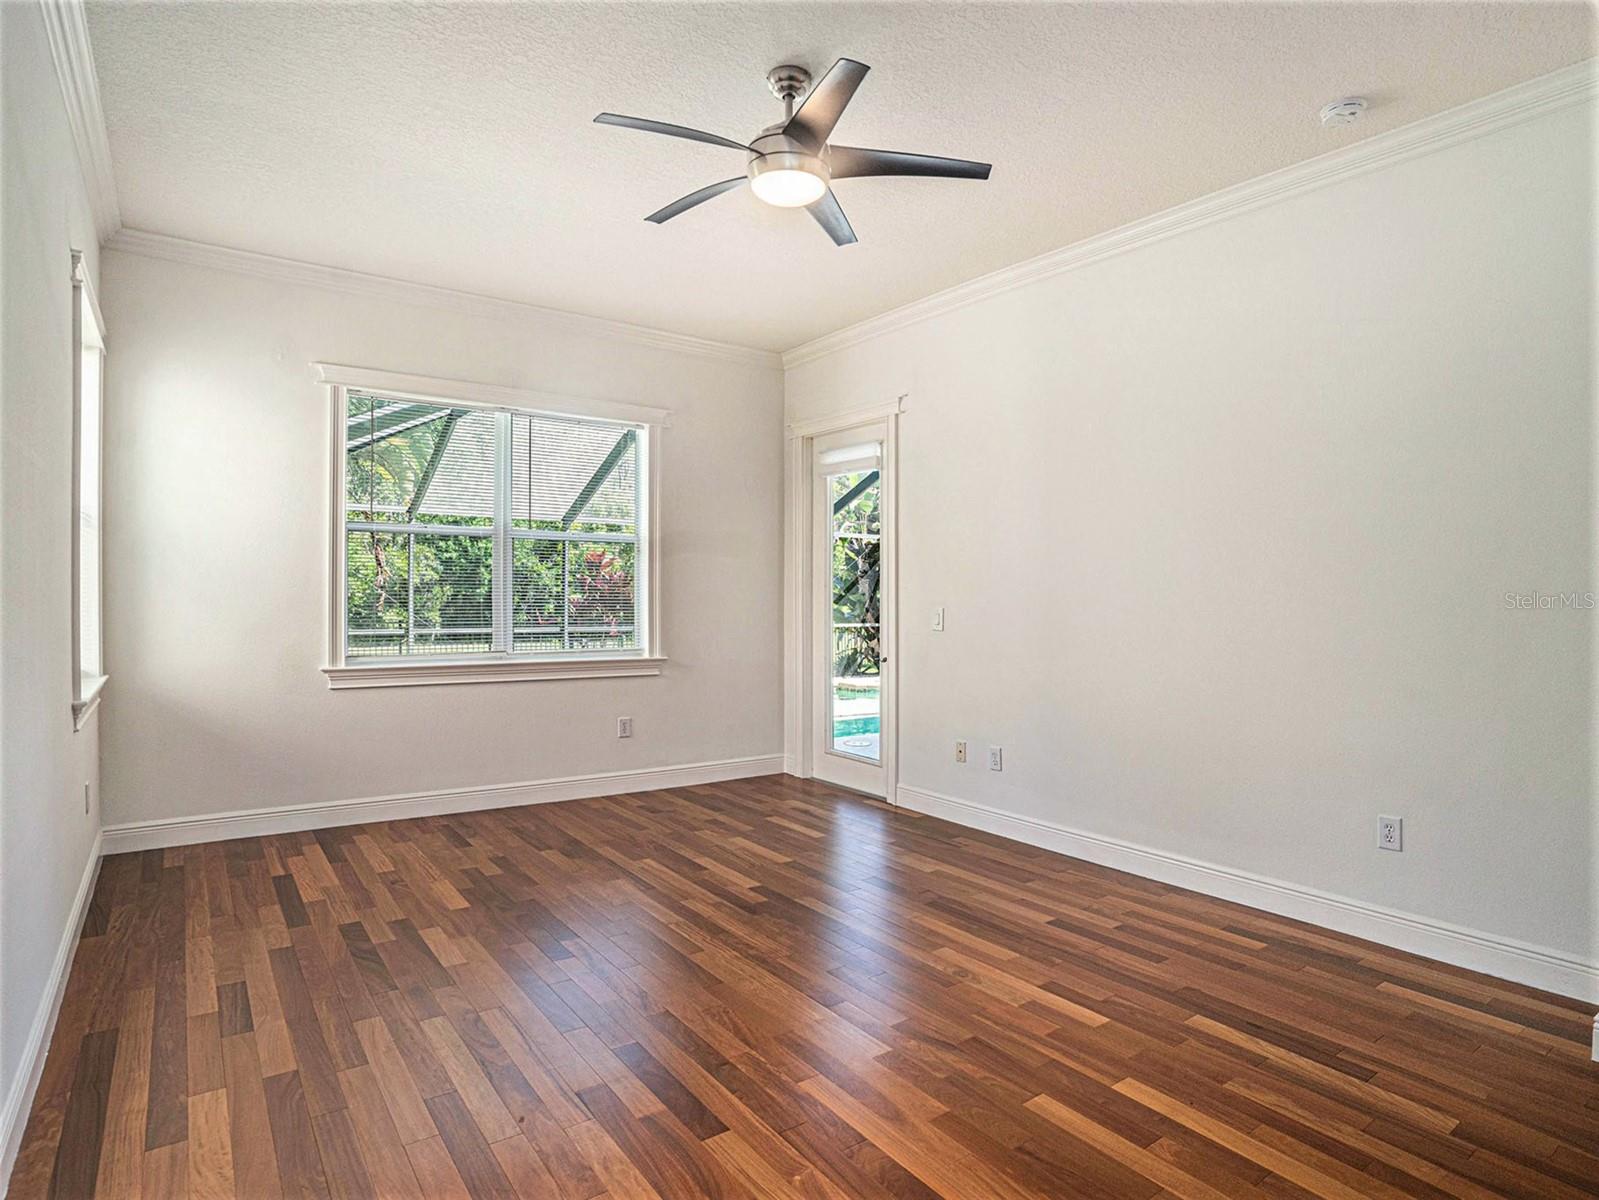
[645,177,746,224]
[784,58,869,150]
[806,189,857,246]
[827,145,992,181]
[595,113,750,152]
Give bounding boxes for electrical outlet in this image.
[954,740,967,763]
[1378,815,1402,851]
[932,607,945,632]
[988,746,1004,772]
[617,717,633,739]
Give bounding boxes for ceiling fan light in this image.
[750,167,827,208]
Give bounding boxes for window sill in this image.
[72,675,108,730]
[322,656,665,689]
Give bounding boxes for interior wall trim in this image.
[312,362,675,427]
[785,395,909,439]
[782,58,1599,369]
[0,832,103,1191]
[100,756,786,853]
[39,0,120,240]
[102,228,784,370]
[897,783,1599,1006]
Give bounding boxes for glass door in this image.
[812,427,890,796]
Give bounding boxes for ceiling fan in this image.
[594,58,991,246]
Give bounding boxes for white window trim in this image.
[71,251,108,729]
[317,363,667,689]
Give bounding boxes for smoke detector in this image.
[1320,97,1368,127]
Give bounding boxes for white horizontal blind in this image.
[344,390,644,660]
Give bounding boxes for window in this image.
[322,367,664,687]
[826,466,881,762]
[71,251,106,728]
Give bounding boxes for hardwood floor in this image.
[8,774,1597,1199]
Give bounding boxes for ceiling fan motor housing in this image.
[747,124,831,198]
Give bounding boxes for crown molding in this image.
[39,0,120,241]
[103,228,783,370]
[782,58,1599,369]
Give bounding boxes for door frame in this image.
[784,396,904,801]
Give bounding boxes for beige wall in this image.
[0,0,105,1165]
[98,250,785,827]
[786,99,1597,977]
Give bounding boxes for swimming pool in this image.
[834,715,880,737]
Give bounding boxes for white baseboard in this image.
[0,831,103,1193]
[102,755,786,853]
[897,783,1599,1007]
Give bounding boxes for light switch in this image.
[932,607,945,632]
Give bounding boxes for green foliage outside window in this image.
[831,471,881,678]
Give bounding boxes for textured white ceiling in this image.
[86,2,1594,352]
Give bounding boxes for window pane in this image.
[511,416,638,535]
[511,538,564,653]
[829,470,880,762]
[79,349,101,521]
[510,538,637,652]
[78,343,103,679]
[832,635,880,761]
[345,530,495,658]
[567,541,637,650]
[413,410,496,524]
[408,532,494,653]
[79,516,101,678]
[344,392,490,524]
[345,529,410,657]
[832,469,880,537]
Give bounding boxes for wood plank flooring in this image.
[8,774,1598,1199]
